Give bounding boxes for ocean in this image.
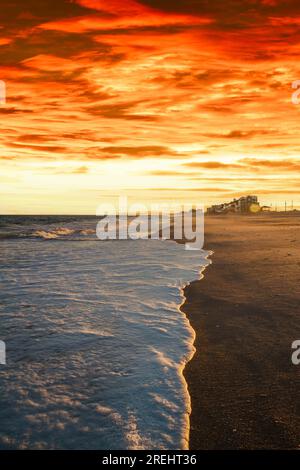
[0,216,209,450]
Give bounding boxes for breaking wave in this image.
[0,216,209,449]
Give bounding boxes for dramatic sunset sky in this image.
[1,0,300,213]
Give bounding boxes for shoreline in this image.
[177,251,212,450]
[181,213,300,449]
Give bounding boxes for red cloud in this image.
[39,0,212,33]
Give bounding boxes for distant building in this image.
[207,195,260,215]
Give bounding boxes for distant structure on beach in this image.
[207,195,261,215]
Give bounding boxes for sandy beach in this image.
[182,212,300,449]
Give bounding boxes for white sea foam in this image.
[33,228,76,239]
[0,227,209,450]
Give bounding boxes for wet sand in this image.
[182,212,300,449]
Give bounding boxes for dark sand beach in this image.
[182,212,300,449]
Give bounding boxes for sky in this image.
[1,0,300,214]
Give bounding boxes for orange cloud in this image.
[183,161,243,169]
[1,0,300,213]
[39,1,212,34]
[240,158,300,171]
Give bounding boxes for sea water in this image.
[0,216,209,450]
